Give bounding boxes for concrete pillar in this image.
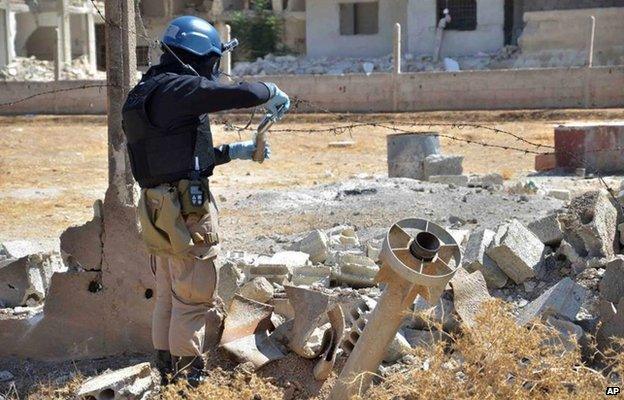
[222,24,232,79]
[86,13,97,72]
[57,0,71,67]
[1,0,16,67]
[393,23,401,75]
[588,15,596,68]
[105,0,137,203]
[54,27,62,80]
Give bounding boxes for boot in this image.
[155,350,173,385]
[173,355,206,388]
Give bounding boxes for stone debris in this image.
[239,277,275,304]
[596,299,624,351]
[0,253,66,307]
[450,269,492,328]
[330,253,379,288]
[0,56,105,81]
[599,257,624,304]
[468,173,504,189]
[217,261,245,309]
[423,154,464,180]
[0,239,59,260]
[290,229,330,263]
[76,362,155,400]
[402,328,449,349]
[545,315,585,351]
[220,295,285,369]
[231,48,521,77]
[314,304,345,381]
[559,191,617,259]
[517,278,587,326]
[528,213,564,247]
[291,265,332,287]
[463,228,508,289]
[285,285,330,358]
[486,219,545,284]
[546,189,571,201]
[407,296,458,332]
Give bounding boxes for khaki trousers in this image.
[149,192,221,357]
[152,254,218,357]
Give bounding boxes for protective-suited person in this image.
[121,16,290,386]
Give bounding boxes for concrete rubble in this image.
[76,362,155,400]
[450,268,492,328]
[239,277,275,303]
[423,154,464,180]
[285,285,330,358]
[599,257,624,304]
[232,48,521,77]
[0,252,66,307]
[596,299,624,352]
[486,219,545,284]
[463,229,508,289]
[528,213,564,247]
[517,278,587,326]
[0,56,105,81]
[559,191,618,259]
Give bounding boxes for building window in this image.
[437,0,477,31]
[339,2,379,36]
[136,46,150,67]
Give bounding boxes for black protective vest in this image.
[122,73,216,188]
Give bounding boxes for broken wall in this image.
[306,0,408,58]
[517,7,624,67]
[407,0,504,57]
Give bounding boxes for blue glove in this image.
[262,82,290,121]
[228,140,271,160]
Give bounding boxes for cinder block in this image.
[535,153,556,171]
[559,191,617,259]
[423,154,463,179]
[517,278,587,326]
[486,220,545,284]
[463,229,507,288]
[76,362,155,400]
[528,214,564,246]
[600,257,624,304]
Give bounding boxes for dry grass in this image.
[365,301,623,400]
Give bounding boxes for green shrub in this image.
[230,0,285,61]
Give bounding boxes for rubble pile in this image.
[1,187,623,396]
[0,56,105,81]
[232,46,521,76]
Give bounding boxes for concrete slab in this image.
[517,278,587,326]
[463,228,507,288]
[599,257,624,304]
[450,268,491,328]
[486,220,545,284]
[596,299,624,352]
[239,277,274,304]
[528,213,564,247]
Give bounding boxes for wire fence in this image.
[0,2,622,212]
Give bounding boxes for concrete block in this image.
[423,154,463,179]
[291,265,331,287]
[270,251,310,268]
[248,261,291,285]
[0,253,65,307]
[428,175,469,186]
[292,230,330,263]
[448,229,470,246]
[450,268,492,328]
[463,228,508,289]
[331,253,379,288]
[76,362,155,400]
[517,278,587,326]
[546,189,571,201]
[559,191,617,259]
[599,257,624,304]
[555,122,624,174]
[0,239,59,260]
[596,299,624,352]
[528,214,564,246]
[486,220,545,284]
[535,153,556,172]
[468,173,504,188]
[387,133,440,180]
[239,277,275,304]
[217,261,244,309]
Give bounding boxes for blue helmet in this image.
[162,16,222,57]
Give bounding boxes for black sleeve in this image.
[164,76,271,115]
[214,144,231,166]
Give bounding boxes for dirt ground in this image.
[1,109,623,243]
